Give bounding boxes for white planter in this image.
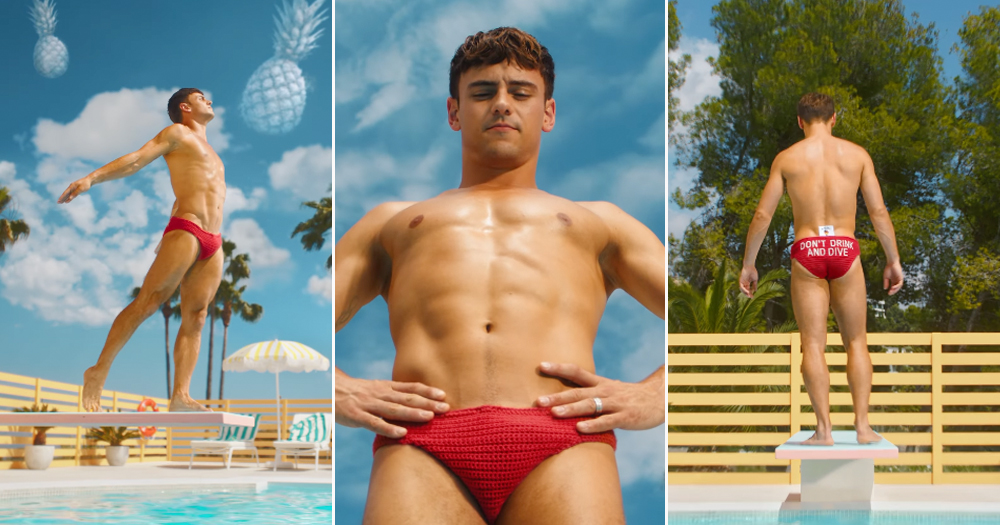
[105,446,130,467]
[24,444,55,470]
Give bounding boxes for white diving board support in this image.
[776,430,898,503]
[0,412,254,428]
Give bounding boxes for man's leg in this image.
[497,443,623,525]
[829,259,881,444]
[364,445,486,525]
[82,231,199,412]
[169,247,224,412]
[790,260,834,445]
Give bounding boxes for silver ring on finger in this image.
[593,397,603,415]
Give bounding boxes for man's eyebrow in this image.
[466,80,539,90]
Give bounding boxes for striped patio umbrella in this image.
[222,340,330,437]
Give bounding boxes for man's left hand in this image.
[536,362,664,433]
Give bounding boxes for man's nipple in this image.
[557,212,572,226]
[409,215,424,228]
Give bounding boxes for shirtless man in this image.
[335,27,665,524]
[58,88,225,413]
[739,92,904,446]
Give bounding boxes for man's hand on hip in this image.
[335,375,450,438]
[535,362,665,433]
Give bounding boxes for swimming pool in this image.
[0,482,331,524]
[670,511,1000,525]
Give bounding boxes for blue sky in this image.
[669,0,993,240]
[0,1,332,403]
[334,0,665,523]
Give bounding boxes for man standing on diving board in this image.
[58,88,224,413]
[740,92,904,445]
[335,27,664,524]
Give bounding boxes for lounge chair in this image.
[272,413,331,471]
[188,413,262,470]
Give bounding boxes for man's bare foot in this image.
[856,425,882,444]
[82,366,107,412]
[800,431,834,446]
[168,395,212,412]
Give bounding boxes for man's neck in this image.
[801,122,833,139]
[182,119,209,140]
[458,158,539,189]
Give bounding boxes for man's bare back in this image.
[741,94,902,447]
[58,88,226,413]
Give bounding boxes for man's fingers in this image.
[385,390,449,413]
[577,414,617,434]
[550,397,604,418]
[369,399,435,423]
[392,381,446,402]
[539,362,600,387]
[363,413,408,438]
[538,387,593,408]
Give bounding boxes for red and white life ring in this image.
[137,398,158,438]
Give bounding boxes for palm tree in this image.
[217,250,263,399]
[131,286,180,399]
[0,186,30,257]
[291,189,331,269]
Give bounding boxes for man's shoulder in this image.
[363,201,419,226]
[158,123,189,142]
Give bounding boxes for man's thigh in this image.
[828,258,867,342]
[497,442,623,525]
[363,444,486,525]
[140,231,200,299]
[178,248,224,312]
[790,260,831,347]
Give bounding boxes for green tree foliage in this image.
[292,190,332,270]
[0,186,30,257]
[217,248,263,400]
[672,0,958,329]
[668,1,691,136]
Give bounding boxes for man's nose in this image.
[492,91,511,115]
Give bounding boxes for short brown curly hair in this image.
[797,92,835,124]
[449,27,555,100]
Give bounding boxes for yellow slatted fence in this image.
[668,332,1000,485]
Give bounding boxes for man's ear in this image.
[542,98,556,132]
[447,97,461,131]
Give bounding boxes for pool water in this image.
[669,511,1000,525]
[0,483,331,525]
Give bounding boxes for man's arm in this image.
[582,201,665,319]
[739,154,786,296]
[859,151,904,295]
[57,125,182,204]
[334,202,450,437]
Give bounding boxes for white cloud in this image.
[0,161,48,228]
[672,38,722,114]
[552,153,664,221]
[268,145,332,200]
[335,147,446,218]
[640,113,666,150]
[339,0,618,130]
[224,186,267,218]
[307,272,331,302]
[616,429,665,486]
[32,87,231,163]
[224,218,291,269]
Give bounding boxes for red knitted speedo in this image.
[163,216,222,260]
[790,236,860,280]
[372,405,616,524]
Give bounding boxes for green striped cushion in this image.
[287,414,328,442]
[215,414,261,441]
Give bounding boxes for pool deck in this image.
[0,461,330,498]
[669,484,1000,513]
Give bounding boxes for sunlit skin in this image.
[58,92,226,413]
[740,113,903,446]
[335,62,665,524]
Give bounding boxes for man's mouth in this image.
[488,122,516,131]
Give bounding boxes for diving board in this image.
[776,430,898,503]
[0,412,255,428]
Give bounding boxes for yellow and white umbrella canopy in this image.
[223,340,330,433]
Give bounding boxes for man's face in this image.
[182,92,214,122]
[447,62,555,169]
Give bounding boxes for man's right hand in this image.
[58,177,92,204]
[739,265,758,298]
[884,260,904,296]
[335,375,450,438]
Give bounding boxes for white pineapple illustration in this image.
[240,0,327,135]
[29,0,69,79]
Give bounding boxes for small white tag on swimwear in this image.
[818,225,835,237]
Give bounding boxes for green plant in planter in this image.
[13,403,57,445]
[85,426,141,447]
